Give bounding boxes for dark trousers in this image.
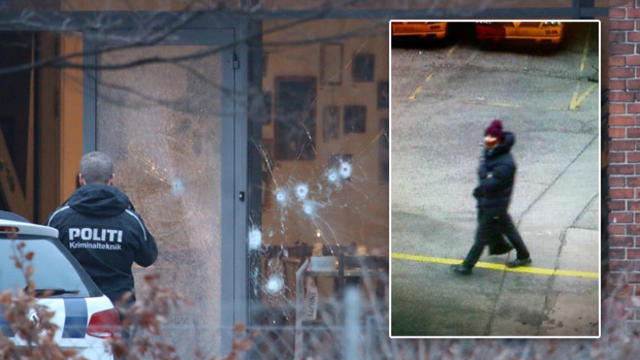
[463,209,530,269]
[110,292,135,346]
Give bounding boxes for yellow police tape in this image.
[391,252,599,279]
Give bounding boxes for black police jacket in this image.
[46,184,158,303]
[473,132,517,212]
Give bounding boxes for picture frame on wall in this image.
[323,105,340,142]
[274,76,317,161]
[343,105,367,134]
[352,52,375,82]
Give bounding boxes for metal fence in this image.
[245,287,394,360]
[245,320,394,360]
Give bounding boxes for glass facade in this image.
[96,44,225,356]
[248,19,389,341]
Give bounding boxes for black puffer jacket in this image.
[46,185,158,303]
[473,132,517,212]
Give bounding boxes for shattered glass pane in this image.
[249,20,390,340]
[96,45,223,356]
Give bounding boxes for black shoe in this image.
[452,264,472,275]
[506,257,532,268]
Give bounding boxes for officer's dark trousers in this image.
[463,209,530,269]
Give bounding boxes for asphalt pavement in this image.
[390,23,600,337]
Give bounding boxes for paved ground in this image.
[390,23,600,337]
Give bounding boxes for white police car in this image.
[0,219,119,359]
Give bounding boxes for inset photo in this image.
[390,20,600,337]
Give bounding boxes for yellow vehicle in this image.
[391,21,448,40]
[476,21,564,44]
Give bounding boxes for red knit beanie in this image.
[484,120,504,141]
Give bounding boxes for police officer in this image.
[453,120,531,275]
[47,151,158,305]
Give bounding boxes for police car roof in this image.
[0,219,59,238]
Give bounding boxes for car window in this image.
[0,237,101,298]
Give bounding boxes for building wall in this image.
[59,35,84,203]
[260,0,591,10]
[607,0,640,331]
[36,33,62,222]
[58,0,593,11]
[60,0,223,11]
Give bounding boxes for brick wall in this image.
[609,0,640,327]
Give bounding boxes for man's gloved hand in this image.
[473,186,484,198]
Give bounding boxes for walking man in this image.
[453,120,531,275]
[47,151,158,305]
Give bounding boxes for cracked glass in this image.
[248,19,390,339]
[96,45,223,355]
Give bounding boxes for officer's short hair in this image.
[80,151,114,185]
